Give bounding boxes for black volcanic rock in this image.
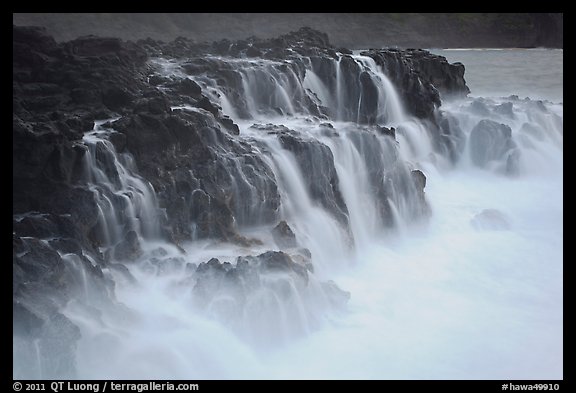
[278,132,349,228]
[378,126,396,139]
[411,169,426,190]
[402,49,469,98]
[64,35,147,62]
[114,230,143,261]
[176,78,202,96]
[13,25,156,378]
[257,251,308,282]
[365,48,469,116]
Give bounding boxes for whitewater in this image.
[22,48,561,380]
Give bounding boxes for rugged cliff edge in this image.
[13,25,468,377]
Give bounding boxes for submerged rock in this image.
[410,169,431,219]
[470,209,511,231]
[411,169,427,190]
[188,249,349,344]
[378,126,396,139]
[272,220,298,249]
[321,280,351,309]
[469,119,515,169]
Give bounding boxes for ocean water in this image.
[431,48,563,103]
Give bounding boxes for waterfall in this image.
[81,121,162,248]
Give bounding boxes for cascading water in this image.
[16,46,562,380]
[81,121,161,246]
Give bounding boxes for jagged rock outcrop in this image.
[469,119,516,169]
[145,28,468,124]
[188,250,349,343]
[364,48,469,119]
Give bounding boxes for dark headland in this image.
[13,13,563,49]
